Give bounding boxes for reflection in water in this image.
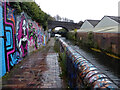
[80,46,120,78]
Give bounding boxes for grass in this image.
[58,52,69,88]
[59,51,67,77]
[54,40,69,88]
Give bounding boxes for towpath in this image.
[2,38,65,88]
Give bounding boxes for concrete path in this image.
[2,38,65,88]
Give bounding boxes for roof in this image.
[94,26,120,33]
[77,26,120,33]
[107,16,120,23]
[87,20,100,27]
[78,21,84,27]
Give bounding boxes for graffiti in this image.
[39,30,45,46]
[58,38,118,88]
[39,29,45,46]
[28,23,37,49]
[37,26,43,48]
[7,6,14,20]
[10,51,21,66]
[17,14,28,57]
[0,3,21,75]
[0,1,6,77]
[0,2,48,77]
[37,28,41,47]
[28,20,42,53]
[4,3,21,71]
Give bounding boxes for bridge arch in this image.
[51,26,69,32]
[51,26,68,37]
[48,21,82,31]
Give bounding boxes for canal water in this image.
[63,38,120,87]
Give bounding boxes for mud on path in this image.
[2,38,65,88]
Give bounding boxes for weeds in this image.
[54,40,69,87]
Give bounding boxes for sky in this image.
[35,0,120,23]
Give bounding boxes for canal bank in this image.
[68,39,120,85]
[56,37,119,88]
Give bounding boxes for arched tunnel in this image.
[50,26,69,37]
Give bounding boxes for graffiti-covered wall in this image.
[16,13,28,57]
[4,3,21,73]
[0,2,49,77]
[0,1,6,77]
[28,19,43,53]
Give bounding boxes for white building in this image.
[77,20,100,32]
[94,16,120,33]
[80,20,100,29]
[95,16,120,28]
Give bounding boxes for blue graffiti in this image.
[10,51,21,66]
[5,26,13,50]
[0,2,6,78]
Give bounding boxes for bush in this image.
[66,32,76,41]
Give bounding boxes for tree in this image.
[10,2,54,30]
[70,20,74,23]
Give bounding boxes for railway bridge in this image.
[48,21,83,31]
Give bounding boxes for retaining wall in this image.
[94,33,120,54]
[77,31,120,55]
[0,2,50,77]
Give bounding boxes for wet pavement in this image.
[2,38,65,88]
[40,38,64,88]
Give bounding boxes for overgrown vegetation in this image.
[54,39,69,87]
[66,32,76,42]
[85,32,95,48]
[10,2,55,30]
[66,31,120,58]
[58,28,68,37]
[59,51,67,78]
[54,39,67,77]
[66,31,99,48]
[54,39,60,52]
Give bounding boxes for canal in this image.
[63,38,120,87]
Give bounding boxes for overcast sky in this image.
[35,0,119,23]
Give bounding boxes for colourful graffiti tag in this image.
[17,14,28,57]
[4,3,21,72]
[37,27,42,48]
[0,2,6,77]
[28,22,37,49]
[0,2,48,77]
